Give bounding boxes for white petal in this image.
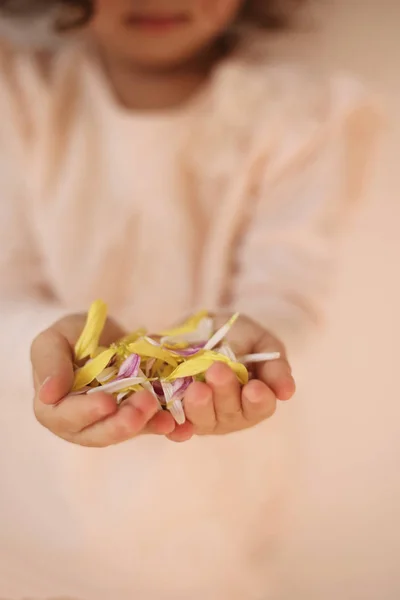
[96,367,118,383]
[139,369,163,410]
[168,400,186,425]
[87,376,145,395]
[161,318,214,346]
[217,344,237,361]
[240,352,281,363]
[195,317,214,342]
[203,314,239,351]
[144,336,159,346]
[116,392,129,405]
[161,381,174,403]
[161,380,186,424]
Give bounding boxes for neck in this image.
[97,46,221,111]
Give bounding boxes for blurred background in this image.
[274,1,400,598]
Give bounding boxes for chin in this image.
[117,40,208,71]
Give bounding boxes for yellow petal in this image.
[74,300,108,361]
[164,342,190,351]
[166,351,248,385]
[131,384,144,393]
[160,363,175,379]
[226,362,248,385]
[127,339,178,367]
[159,311,209,337]
[118,329,147,346]
[92,346,109,359]
[72,348,116,391]
[149,358,162,378]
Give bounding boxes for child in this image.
[0,1,379,599]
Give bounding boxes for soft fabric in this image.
[0,40,380,600]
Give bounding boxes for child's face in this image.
[89,0,244,67]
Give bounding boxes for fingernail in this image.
[246,388,264,404]
[244,382,264,404]
[39,376,53,401]
[246,392,263,405]
[277,377,296,401]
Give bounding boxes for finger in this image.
[31,329,74,404]
[205,362,241,424]
[256,359,295,400]
[74,391,159,447]
[34,392,118,435]
[184,382,216,433]
[146,410,177,435]
[242,380,277,422]
[167,420,194,443]
[254,334,295,401]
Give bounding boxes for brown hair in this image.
[0,0,303,31]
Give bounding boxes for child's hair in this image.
[0,0,304,31]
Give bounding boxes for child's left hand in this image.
[168,314,295,442]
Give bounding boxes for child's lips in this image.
[123,12,190,33]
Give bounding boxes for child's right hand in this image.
[31,314,182,447]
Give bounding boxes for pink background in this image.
[277,2,400,598]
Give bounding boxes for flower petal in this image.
[240,352,281,363]
[161,378,192,425]
[166,357,212,380]
[74,300,108,361]
[117,329,147,345]
[218,344,237,361]
[117,354,141,379]
[166,351,248,385]
[72,348,116,391]
[203,313,239,351]
[96,366,118,383]
[87,376,145,396]
[138,368,163,410]
[168,400,186,425]
[161,316,214,346]
[116,391,129,405]
[127,339,178,367]
[167,342,206,357]
[159,311,209,337]
[145,358,156,377]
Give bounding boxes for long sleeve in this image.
[0,198,67,397]
[0,50,66,399]
[230,80,382,356]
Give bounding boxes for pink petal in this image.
[117,353,140,380]
[169,343,206,357]
[160,377,193,425]
[153,381,164,397]
[171,377,193,399]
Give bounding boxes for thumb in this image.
[31,328,75,405]
[213,313,262,356]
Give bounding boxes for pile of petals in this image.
[72,300,281,425]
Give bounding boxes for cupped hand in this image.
[31,314,178,447]
[167,314,295,442]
